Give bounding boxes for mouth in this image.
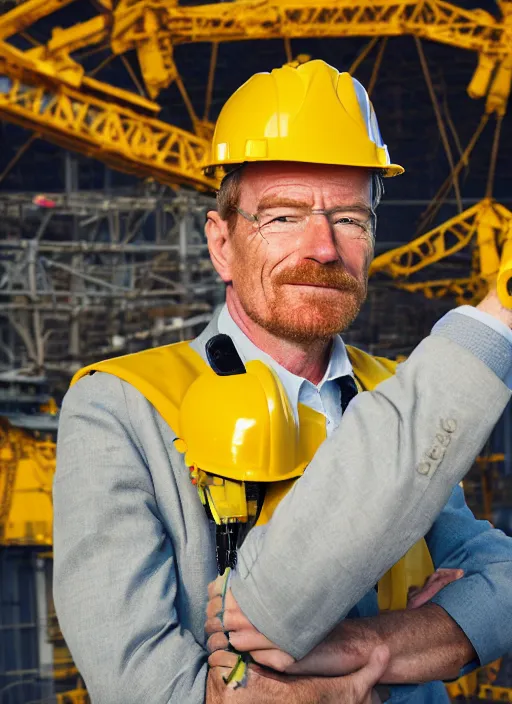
[285,282,342,290]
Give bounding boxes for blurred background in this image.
[1,0,512,701]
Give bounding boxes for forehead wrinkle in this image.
[332,202,373,215]
[255,181,370,206]
[240,171,372,213]
[256,182,315,203]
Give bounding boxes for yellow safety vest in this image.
[72,339,434,611]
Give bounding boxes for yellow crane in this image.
[0,0,511,193]
[0,415,55,546]
[0,40,217,190]
[371,198,512,307]
[4,0,512,111]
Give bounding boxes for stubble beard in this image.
[239,282,367,343]
[232,257,370,343]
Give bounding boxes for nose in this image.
[301,212,340,265]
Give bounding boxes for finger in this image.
[422,568,463,589]
[208,650,240,669]
[349,646,390,702]
[434,568,464,579]
[205,616,225,635]
[207,632,230,654]
[206,595,223,620]
[229,629,278,652]
[249,648,296,672]
[208,573,227,600]
[221,607,255,632]
[407,569,464,609]
[408,569,464,607]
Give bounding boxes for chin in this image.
[264,296,363,342]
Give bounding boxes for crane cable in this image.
[349,36,380,76]
[415,36,463,214]
[442,90,466,171]
[176,73,202,129]
[415,113,490,235]
[284,37,293,64]
[367,37,388,97]
[121,54,147,97]
[204,42,219,121]
[485,114,504,199]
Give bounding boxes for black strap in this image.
[336,374,358,414]
[205,334,246,376]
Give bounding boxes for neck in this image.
[226,291,333,385]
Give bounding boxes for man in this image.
[53,60,512,704]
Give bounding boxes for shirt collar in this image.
[216,304,353,404]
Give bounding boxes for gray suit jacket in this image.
[53,310,511,703]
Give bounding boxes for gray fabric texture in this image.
[432,310,512,380]
[229,333,511,659]
[53,311,511,702]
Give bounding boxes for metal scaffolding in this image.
[0,160,222,388]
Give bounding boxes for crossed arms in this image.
[54,312,512,703]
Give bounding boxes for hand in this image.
[205,574,391,702]
[477,289,512,329]
[205,575,295,671]
[406,568,464,610]
[207,648,391,703]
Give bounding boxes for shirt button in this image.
[417,461,431,475]
[441,418,457,433]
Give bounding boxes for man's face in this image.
[209,162,374,343]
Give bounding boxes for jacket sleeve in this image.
[53,372,208,704]
[428,484,512,666]
[230,318,512,660]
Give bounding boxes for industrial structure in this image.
[1,0,512,701]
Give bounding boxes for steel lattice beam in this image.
[0,44,217,191]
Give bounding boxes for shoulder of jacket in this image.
[63,370,142,415]
[69,341,207,434]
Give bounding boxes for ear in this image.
[205,210,233,283]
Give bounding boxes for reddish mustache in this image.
[274,263,360,291]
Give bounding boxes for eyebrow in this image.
[256,196,312,210]
[257,196,373,217]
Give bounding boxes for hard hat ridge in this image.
[204,59,404,177]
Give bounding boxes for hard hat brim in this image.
[204,158,405,178]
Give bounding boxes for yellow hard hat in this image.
[176,360,308,482]
[204,59,404,177]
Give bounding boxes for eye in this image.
[333,216,369,232]
[261,213,301,228]
[334,216,359,226]
[271,215,295,223]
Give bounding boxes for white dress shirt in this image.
[217,305,352,435]
[217,303,512,437]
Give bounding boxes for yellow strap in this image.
[70,341,207,434]
[223,654,249,688]
[71,339,433,611]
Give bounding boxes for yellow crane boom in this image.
[0,0,510,190]
[12,0,510,57]
[0,41,217,190]
[110,0,508,51]
[371,198,512,305]
[5,0,511,110]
